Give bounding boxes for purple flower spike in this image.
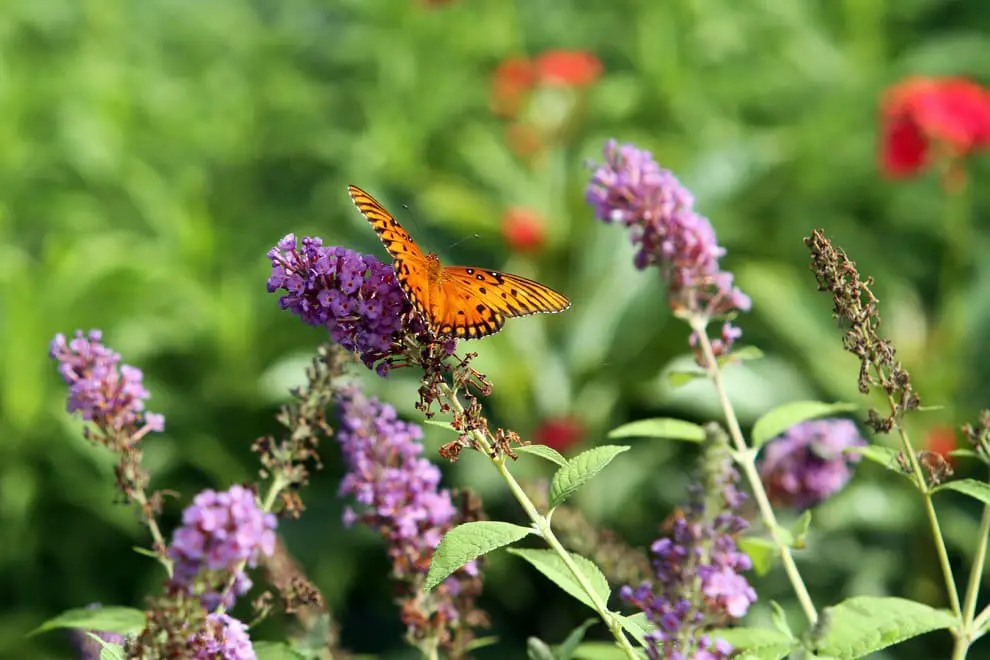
[759,418,866,510]
[188,613,255,660]
[335,385,462,578]
[586,140,750,356]
[267,235,421,374]
[50,330,165,438]
[621,431,755,659]
[168,485,277,610]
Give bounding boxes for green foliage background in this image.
[3,0,990,657]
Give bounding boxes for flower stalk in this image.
[689,316,819,626]
[437,383,640,659]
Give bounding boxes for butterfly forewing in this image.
[348,184,433,320]
[347,185,426,262]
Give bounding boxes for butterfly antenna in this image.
[447,233,481,251]
[401,203,426,235]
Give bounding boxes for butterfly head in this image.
[425,252,447,283]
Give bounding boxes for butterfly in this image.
[348,184,571,340]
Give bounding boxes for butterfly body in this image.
[348,184,571,340]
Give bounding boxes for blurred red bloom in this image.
[501,207,546,254]
[505,121,544,158]
[880,76,990,177]
[534,50,603,87]
[492,57,536,118]
[535,417,584,453]
[925,426,958,464]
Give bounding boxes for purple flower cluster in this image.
[621,435,755,660]
[187,613,255,660]
[759,418,866,510]
[49,330,165,438]
[586,140,750,354]
[267,234,418,374]
[168,485,277,610]
[336,386,464,576]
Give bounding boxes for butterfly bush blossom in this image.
[168,485,278,610]
[49,329,165,439]
[336,385,484,639]
[758,419,867,510]
[267,234,423,375]
[621,432,756,659]
[187,613,256,660]
[586,140,751,356]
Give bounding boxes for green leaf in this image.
[425,521,533,591]
[933,479,990,505]
[572,642,635,660]
[518,444,569,467]
[791,511,812,549]
[557,619,598,660]
[948,448,981,460]
[527,637,557,660]
[607,418,705,443]
[916,405,946,412]
[464,636,499,652]
[738,537,777,576]
[423,420,456,432]
[666,369,705,388]
[253,642,309,660]
[131,546,161,560]
[844,445,905,476]
[30,606,146,637]
[89,635,126,660]
[549,445,630,508]
[752,401,859,448]
[770,601,795,640]
[713,627,798,660]
[812,596,957,658]
[730,346,766,362]
[617,612,650,647]
[508,548,610,611]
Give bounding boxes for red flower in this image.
[501,207,546,254]
[925,426,958,464]
[535,417,584,453]
[492,57,536,118]
[534,50,603,87]
[880,76,990,177]
[505,121,544,158]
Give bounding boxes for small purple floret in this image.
[267,235,418,374]
[759,418,866,510]
[50,330,165,437]
[188,613,255,660]
[335,385,472,616]
[621,436,755,659]
[168,485,277,610]
[586,140,750,354]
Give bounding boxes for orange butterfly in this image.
[348,185,571,340]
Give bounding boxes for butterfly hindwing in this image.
[434,277,508,339]
[437,267,571,339]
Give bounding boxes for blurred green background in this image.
[4,0,990,657]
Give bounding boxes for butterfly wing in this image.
[347,184,433,321]
[433,266,571,339]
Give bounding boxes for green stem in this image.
[962,504,990,626]
[883,390,962,618]
[438,383,639,660]
[690,318,818,626]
